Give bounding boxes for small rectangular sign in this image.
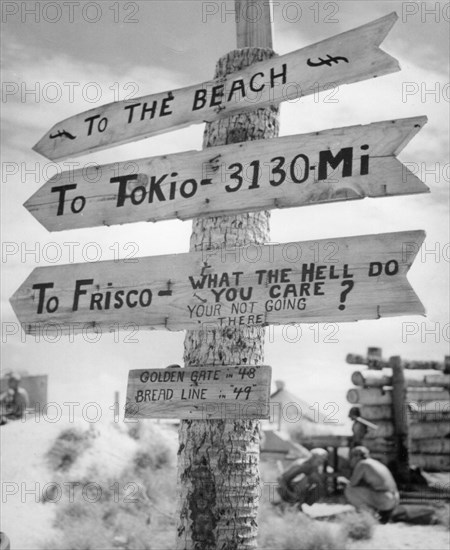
[33,13,399,161]
[125,365,272,419]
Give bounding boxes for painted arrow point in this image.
[33,12,401,161]
[10,230,426,335]
[25,116,428,232]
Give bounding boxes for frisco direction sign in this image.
[33,13,400,161]
[125,365,272,420]
[10,230,425,334]
[26,116,428,231]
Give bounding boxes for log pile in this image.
[347,352,450,472]
[347,354,445,372]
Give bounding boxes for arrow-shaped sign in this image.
[26,116,428,232]
[33,13,400,161]
[10,230,425,335]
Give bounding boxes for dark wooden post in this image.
[390,355,410,487]
[367,347,383,369]
[444,355,450,374]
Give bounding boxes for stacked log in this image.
[347,362,450,471]
[346,354,446,372]
[409,454,450,471]
[351,369,450,389]
[410,438,450,454]
[408,398,450,472]
[346,386,449,405]
[357,405,392,421]
[347,387,393,405]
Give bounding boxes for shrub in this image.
[43,505,112,550]
[127,422,176,471]
[258,505,348,550]
[41,422,177,550]
[46,427,92,471]
[43,486,176,550]
[134,448,171,472]
[338,510,376,540]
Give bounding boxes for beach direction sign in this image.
[33,13,400,161]
[10,230,425,335]
[26,116,428,232]
[125,365,272,420]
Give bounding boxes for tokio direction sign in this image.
[33,13,400,161]
[125,365,272,420]
[10,230,425,335]
[26,116,428,232]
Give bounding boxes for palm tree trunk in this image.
[176,48,279,549]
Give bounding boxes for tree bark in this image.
[176,48,279,550]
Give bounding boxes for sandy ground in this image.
[348,523,450,550]
[302,503,449,550]
[1,419,61,549]
[0,415,141,549]
[1,419,449,550]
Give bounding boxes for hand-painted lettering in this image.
[71,279,153,312]
[191,63,287,112]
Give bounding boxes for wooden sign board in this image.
[125,365,272,420]
[26,116,428,232]
[10,230,425,335]
[33,13,400,161]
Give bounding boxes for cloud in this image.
[2,3,448,412]
[2,37,189,147]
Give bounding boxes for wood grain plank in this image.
[10,230,425,334]
[26,116,428,232]
[125,365,272,419]
[33,13,400,161]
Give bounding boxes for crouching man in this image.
[344,446,399,523]
[277,448,328,507]
[0,373,29,424]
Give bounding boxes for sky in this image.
[1,0,449,426]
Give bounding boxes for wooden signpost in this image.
[12,2,432,546]
[10,230,425,334]
[33,13,400,161]
[26,116,428,231]
[125,365,272,420]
